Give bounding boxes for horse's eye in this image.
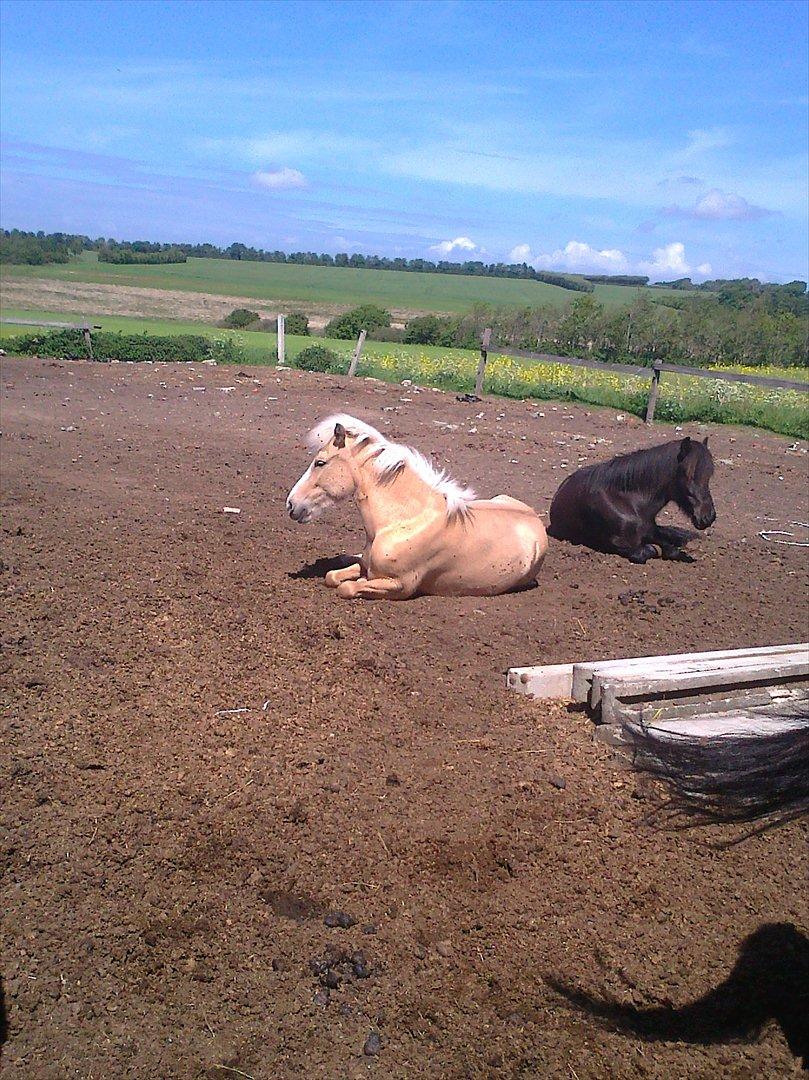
[314,459,326,468]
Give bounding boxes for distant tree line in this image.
[582,274,650,286]
[0,229,84,264]
[1,229,592,290]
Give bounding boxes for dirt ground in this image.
[0,278,422,330]
[1,356,807,1080]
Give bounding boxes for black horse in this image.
[547,435,716,563]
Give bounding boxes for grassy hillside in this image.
[1,252,685,314]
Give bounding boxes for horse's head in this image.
[287,421,363,523]
[675,436,716,530]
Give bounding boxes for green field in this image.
[0,252,683,314]
[0,306,480,364]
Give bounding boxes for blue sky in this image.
[1,0,807,281]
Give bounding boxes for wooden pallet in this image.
[507,643,809,738]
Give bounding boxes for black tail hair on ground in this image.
[623,712,809,829]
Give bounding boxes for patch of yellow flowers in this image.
[355,349,806,438]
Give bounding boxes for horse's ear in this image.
[703,436,709,446]
[333,422,346,449]
[677,436,692,462]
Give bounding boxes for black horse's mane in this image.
[623,713,809,828]
[580,438,688,494]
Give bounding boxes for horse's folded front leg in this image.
[627,543,662,564]
[324,562,362,588]
[336,575,409,600]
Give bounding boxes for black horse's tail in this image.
[622,712,809,828]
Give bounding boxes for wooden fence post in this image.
[82,327,94,361]
[347,329,366,377]
[277,314,285,366]
[645,360,662,423]
[476,327,492,398]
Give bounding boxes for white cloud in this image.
[532,240,630,274]
[429,236,477,255]
[515,238,712,282]
[664,188,772,221]
[639,242,712,279]
[251,167,307,191]
[509,243,532,262]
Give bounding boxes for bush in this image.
[368,325,405,343]
[221,307,260,329]
[292,345,343,373]
[403,315,448,345]
[4,329,244,363]
[98,247,187,264]
[324,304,391,339]
[284,312,309,335]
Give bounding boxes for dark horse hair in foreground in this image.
[622,709,809,829]
[548,435,716,563]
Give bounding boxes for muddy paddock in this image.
[1,357,807,1079]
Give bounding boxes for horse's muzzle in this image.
[287,499,310,523]
[695,509,716,530]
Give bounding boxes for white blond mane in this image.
[306,413,476,517]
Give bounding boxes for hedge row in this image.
[4,329,243,363]
[98,248,187,264]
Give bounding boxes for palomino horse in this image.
[548,436,716,563]
[287,414,548,599]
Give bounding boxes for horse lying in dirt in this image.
[287,414,548,599]
[548,436,716,563]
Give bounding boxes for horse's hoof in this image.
[324,570,340,588]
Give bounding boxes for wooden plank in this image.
[596,709,807,748]
[277,313,285,366]
[599,657,809,723]
[594,650,809,699]
[347,329,367,377]
[644,361,662,423]
[633,685,807,724]
[646,713,808,738]
[475,327,492,398]
[489,345,649,378]
[1,318,93,330]
[571,642,808,704]
[656,361,808,392]
[507,663,574,698]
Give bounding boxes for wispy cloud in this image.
[194,130,370,164]
[663,188,773,221]
[252,167,307,191]
[428,235,477,255]
[679,127,735,160]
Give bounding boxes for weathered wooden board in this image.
[507,663,575,698]
[597,653,809,724]
[572,643,808,705]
